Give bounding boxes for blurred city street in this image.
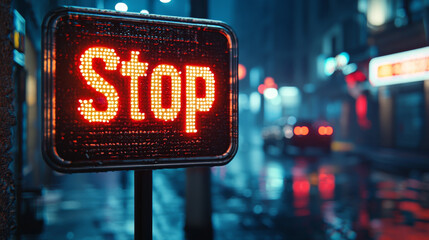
[2,0,429,239]
[21,118,429,239]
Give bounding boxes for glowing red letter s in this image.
[78,47,120,123]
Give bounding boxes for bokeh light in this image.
[115,2,128,12]
[238,64,247,80]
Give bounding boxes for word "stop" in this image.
[78,47,215,133]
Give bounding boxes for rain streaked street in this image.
[21,118,429,239]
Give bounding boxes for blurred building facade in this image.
[235,0,429,154]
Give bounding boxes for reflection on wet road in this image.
[23,127,429,240]
[208,135,429,240]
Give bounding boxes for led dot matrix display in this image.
[42,7,238,172]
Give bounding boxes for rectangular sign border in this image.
[42,7,238,173]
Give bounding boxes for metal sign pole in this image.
[134,170,152,240]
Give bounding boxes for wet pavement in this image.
[22,126,429,240]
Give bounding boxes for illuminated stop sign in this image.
[42,7,238,172]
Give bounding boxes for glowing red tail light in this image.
[318,126,333,135]
[326,126,333,135]
[294,126,300,135]
[301,126,309,135]
[294,126,309,136]
[318,126,326,135]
